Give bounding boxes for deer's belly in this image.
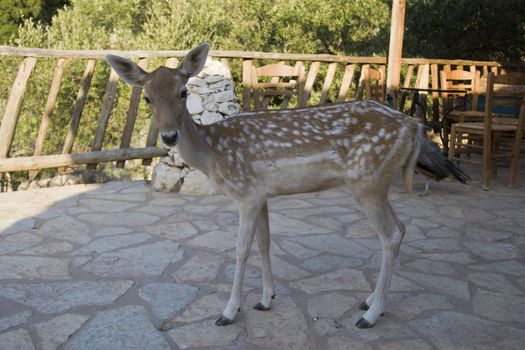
[253,151,347,195]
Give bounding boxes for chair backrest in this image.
[250,62,305,110]
[357,65,385,101]
[484,72,525,130]
[440,69,481,111]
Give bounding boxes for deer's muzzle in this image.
[161,130,179,147]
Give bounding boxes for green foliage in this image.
[0,0,68,43]
[405,0,525,62]
[10,0,391,53]
[0,0,40,42]
[257,0,390,55]
[12,0,144,49]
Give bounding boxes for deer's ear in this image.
[106,55,148,86]
[180,42,210,78]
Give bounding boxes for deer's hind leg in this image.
[351,186,405,328]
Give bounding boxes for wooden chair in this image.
[440,68,482,152]
[357,65,385,101]
[448,72,525,190]
[250,62,305,110]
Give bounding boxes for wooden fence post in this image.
[242,59,253,111]
[320,63,338,104]
[416,63,430,121]
[62,59,97,156]
[0,57,37,159]
[337,64,355,102]
[30,58,67,177]
[301,61,320,106]
[86,68,119,170]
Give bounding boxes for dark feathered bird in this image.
[414,134,470,196]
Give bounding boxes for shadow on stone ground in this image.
[1,159,525,349]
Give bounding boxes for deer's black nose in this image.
[161,131,178,145]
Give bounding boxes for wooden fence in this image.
[0,46,521,176]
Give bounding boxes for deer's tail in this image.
[403,124,471,193]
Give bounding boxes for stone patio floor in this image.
[1,163,525,350]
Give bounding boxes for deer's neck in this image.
[176,115,215,175]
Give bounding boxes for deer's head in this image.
[106,42,210,147]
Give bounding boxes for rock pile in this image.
[186,58,240,125]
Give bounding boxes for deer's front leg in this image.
[216,200,262,326]
[253,202,276,311]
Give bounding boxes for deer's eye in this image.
[143,96,152,104]
[180,89,188,99]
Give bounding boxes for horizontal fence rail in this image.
[0,147,168,173]
[0,45,524,177]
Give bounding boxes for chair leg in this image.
[448,125,457,162]
[508,131,524,188]
[482,132,492,191]
[491,134,500,177]
[253,92,261,110]
[443,119,450,154]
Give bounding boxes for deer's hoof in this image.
[215,315,234,326]
[159,320,176,332]
[355,317,373,329]
[253,302,270,311]
[359,301,369,311]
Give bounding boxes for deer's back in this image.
[201,100,419,197]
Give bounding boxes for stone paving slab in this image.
[0,164,525,349]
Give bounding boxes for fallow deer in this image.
[106,43,468,328]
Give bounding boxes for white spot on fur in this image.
[348,167,359,179]
[236,149,244,162]
[353,134,364,143]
